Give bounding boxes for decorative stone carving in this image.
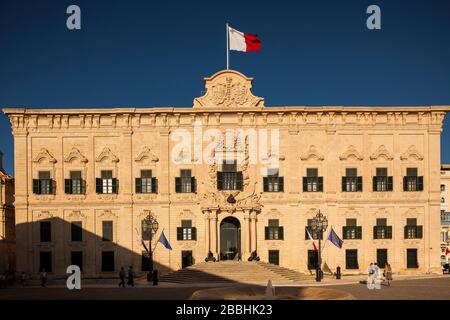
[135,146,159,162]
[400,145,424,161]
[194,70,264,109]
[33,148,57,163]
[67,210,87,219]
[339,145,363,161]
[98,210,118,219]
[36,211,54,220]
[370,145,394,161]
[96,147,119,163]
[198,135,262,212]
[64,147,88,163]
[300,145,324,161]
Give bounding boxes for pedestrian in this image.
[118,267,126,288]
[0,273,6,289]
[127,266,135,287]
[40,269,48,287]
[384,262,393,287]
[20,272,27,287]
[373,263,381,289]
[367,263,375,289]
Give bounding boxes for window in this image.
[265,219,284,240]
[39,251,52,272]
[377,249,388,268]
[342,168,362,192]
[373,218,392,239]
[40,221,51,242]
[307,250,318,270]
[441,184,446,192]
[141,252,150,271]
[33,171,53,195]
[373,168,393,192]
[404,168,423,192]
[136,170,157,194]
[96,170,117,194]
[65,171,85,194]
[263,168,284,192]
[177,220,197,241]
[217,161,243,190]
[303,168,323,192]
[102,221,113,242]
[71,221,82,242]
[343,219,362,240]
[268,250,279,265]
[101,251,115,272]
[175,169,196,193]
[305,219,323,240]
[406,249,418,268]
[71,251,83,271]
[442,197,446,204]
[345,249,358,269]
[404,218,423,239]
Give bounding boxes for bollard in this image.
[336,266,341,280]
[315,268,321,282]
[152,269,158,286]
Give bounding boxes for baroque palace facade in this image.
[3,70,450,278]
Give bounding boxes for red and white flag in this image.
[228,26,261,52]
[306,228,318,252]
[445,247,450,256]
[141,239,149,253]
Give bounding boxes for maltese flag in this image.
[228,26,261,52]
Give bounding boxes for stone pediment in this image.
[193,70,264,109]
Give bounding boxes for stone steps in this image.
[159,261,314,284]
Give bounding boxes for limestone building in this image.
[0,150,15,273]
[3,70,449,278]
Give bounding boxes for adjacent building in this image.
[3,70,449,278]
[0,150,15,274]
[441,164,450,262]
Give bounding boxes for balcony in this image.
[441,212,450,226]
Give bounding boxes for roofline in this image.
[3,106,450,115]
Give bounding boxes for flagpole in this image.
[226,22,229,70]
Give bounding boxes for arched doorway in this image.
[220,217,241,260]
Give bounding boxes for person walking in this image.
[367,263,375,289]
[40,269,48,287]
[384,262,393,287]
[118,267,126,288]
[20,272,27,287]
[373,263,382,289]
[0,273,6,289]
[127,266,135,287]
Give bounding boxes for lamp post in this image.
[311,210,328,282]
[142,213,159,281]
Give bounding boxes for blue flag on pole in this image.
[158,231,173,250]
[327,227,343,249]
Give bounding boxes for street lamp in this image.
[142,213,159,281]
[311,210,328,282]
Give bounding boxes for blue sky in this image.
[1,0,450,175]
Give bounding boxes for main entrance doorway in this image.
[220,217,241,261]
